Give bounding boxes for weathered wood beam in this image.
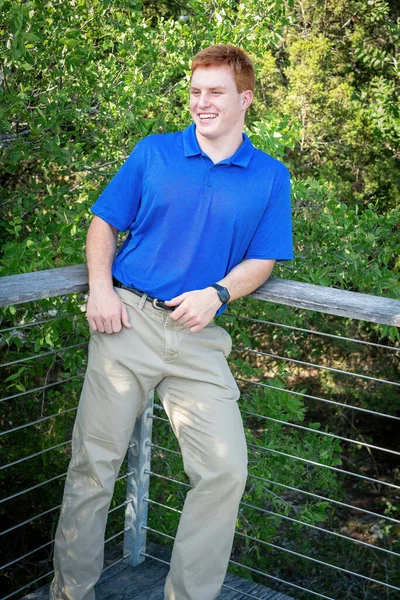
[0,265,399,327]
[250,278,400,327]
[0,264,88,307]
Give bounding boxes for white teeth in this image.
[199,114,217,120]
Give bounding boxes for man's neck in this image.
[195,130,244,164]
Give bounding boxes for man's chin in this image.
[197,125,218,140]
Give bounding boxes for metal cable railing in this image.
[142,529,337,600]
[144,522,400,594]
[0,473,68,505]
[0,500,132,572]
[148,416,400,490]
[236,378,400,421]
[152,401,399,456]
[232,345,400,387]
[0,311,84,334]
[0,407,78,437]
[1,268,399,600]
[0,440,71,472]
[1,375,84,403]
[145,495,399,559]
[241,410,400,456]
[247,473,400,525]
[144,451,400,558]
[247,443,400,490]
[1,570,56,600]
[0,342,88,369]
[140,549,337,600]
[146,364,400,598]
[146,464,400,526]
[224,312,400,352]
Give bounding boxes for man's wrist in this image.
[88,275,114,293]
[210,283,230,306]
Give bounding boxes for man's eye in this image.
[212,91,221,95]
[191,90,200,95]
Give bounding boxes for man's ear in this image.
[242,90,253,110]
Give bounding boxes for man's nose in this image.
[198,93,211,107]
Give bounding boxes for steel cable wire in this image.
[151,409,398,455]
[0,473,132,536]
[144,495,400,558]
[0,311,85,334]
[0,569,54,600]
[101,553,130,574]
[0,342,88,369]
[0,504,62,537]
[235,378,400,421]
[0,407,77,437]
[0,500,132,570]
[222,312,400,352]
[247,473,400,525]
[141,533,336,600]
[1,375,84,403]
[148,432,400,490]
[0,440,71,472]
[232,345,400,387]
[234,530,400,591]
[0,540,53,571]
[142,531,302,600]
[145,525,399,592]
[0,472,67,505]
[248,443,400,490]
[241,410,400,457]
[146,454,400,524]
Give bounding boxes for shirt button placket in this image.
[207,167,214,188]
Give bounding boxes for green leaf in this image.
[4,366,27,382]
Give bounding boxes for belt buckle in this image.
[152,298,168,311]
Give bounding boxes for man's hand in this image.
[86,289,131,334]
[165,288,222,333]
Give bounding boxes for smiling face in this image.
[189,65,253,151]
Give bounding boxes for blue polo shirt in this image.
[91,123,293,302]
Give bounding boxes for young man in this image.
[50,45,293,600]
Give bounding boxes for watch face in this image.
[218,287,230,304]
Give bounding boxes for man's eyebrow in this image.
[190,86,228,91]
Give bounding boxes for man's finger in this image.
[111,316,122,333]
[190,324,205,333]
[104,320,114,335]
[94,318,105,333]
[175,313,194,325]
[165,293,186,307]
[170,306,195,323]
[121,304,132,329]
[87,317,97,332]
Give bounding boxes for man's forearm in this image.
[85,216,131,333]
[86,216,118,292]
[217,258,276,302]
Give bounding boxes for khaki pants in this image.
[50,288,248,600]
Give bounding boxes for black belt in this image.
[113,277,174,311]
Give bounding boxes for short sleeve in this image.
[90,142,145,232]
[245,165,293,261]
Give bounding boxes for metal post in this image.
[123,392,154,566]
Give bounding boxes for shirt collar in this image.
[182,123,255,168]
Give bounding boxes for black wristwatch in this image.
[210,283,230,306]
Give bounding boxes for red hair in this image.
[191,45,255,93]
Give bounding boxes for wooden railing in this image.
[2,264,399,326]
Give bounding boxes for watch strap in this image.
[210,283,230,305]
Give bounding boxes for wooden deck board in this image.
[24,544,292,600]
